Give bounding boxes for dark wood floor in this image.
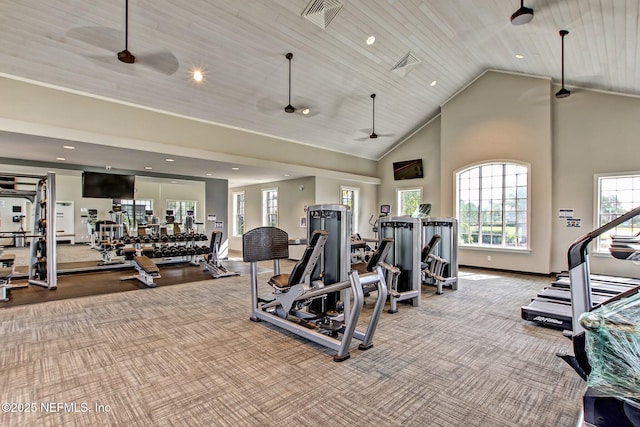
[1,261,226,308]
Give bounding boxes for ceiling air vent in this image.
[302,0,343,30]
[391,51,421,77]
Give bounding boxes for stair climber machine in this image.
[243,204,389,361]
[379,216,421,313]
[556,206,640,426]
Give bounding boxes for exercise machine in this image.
[203,230,238,278]
[353,237,400,300]
[421,234,447,295]
[0,253,26,302]
[421,217,458,292]
[368,204,391,245]
[379,216,421,312]
[243,226,388,361]
[120,255,161,287]
[184,210,195,233]
[306,204,351,316]
[556,206,640,426]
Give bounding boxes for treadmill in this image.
[556,205,640,427]
[521,267,640,330]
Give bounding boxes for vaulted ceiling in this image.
[0,0,638,183]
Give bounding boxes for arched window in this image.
[456,162,528,249]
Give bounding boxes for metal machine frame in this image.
[560,206,640,427]
[421,217,458,292]
[379,216,421,312]
[244,226,388,362]
[0,172,56,291]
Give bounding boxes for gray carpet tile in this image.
[0,266,585,426]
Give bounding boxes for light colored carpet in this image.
[0,266,585,426]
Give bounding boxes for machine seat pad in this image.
[268,274,291,290]
[0,267,12,280]
[124,248,137,254]
[134,256,160,275]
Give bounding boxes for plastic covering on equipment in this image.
[579,289,640,398]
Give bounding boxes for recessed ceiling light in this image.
[284,174,290,177]
[192,69,204,82]
[430,80,437,87]
[56,157,66,161]
[63,145,75,150]
[165,158,175,162]
[171,181,177,184]
[302,108,310,115]
[145,166,153,170]
[366,35,376,45]
[515,54,524,59]
[206,173,212,176]
[232,167,239,170]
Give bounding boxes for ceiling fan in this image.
[66,0,179,75]
[257,53,317,117]
[510,0,534,25]
[357,94,393,141]
[555,30,571,98]
[283,53,316,116]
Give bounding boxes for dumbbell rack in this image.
[116,232,210,267]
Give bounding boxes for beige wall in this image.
[379,71,554,274]
[551,85,640,276]
[377,116,442,216]
[442,71,553,273]
[228,177,316,254]
[228,175,379,257]
[0,77,378,180]
[315,176,378,239]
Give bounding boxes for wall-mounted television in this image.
[393,159,424,181]
[82,172,135,199]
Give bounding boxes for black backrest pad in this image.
[209,230,222,252]
[421,234,441,262]
[366,237,394,271]
[242,227,289,262]
[287,230,327,286]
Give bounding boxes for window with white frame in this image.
[456,162,528,249]
[118,199,152,230]
[262,188,278,227]
[397,188,422,216]
[232,191,245,236]
[341,186,359,233]
[166,200,196,227]
[596,174,640,252]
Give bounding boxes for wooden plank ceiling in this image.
[0,0,638,173]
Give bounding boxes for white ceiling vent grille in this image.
[391,51,421,77]
[302,0,343,30]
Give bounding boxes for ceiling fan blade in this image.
[256,97,283,115]
[138,49,179,75]
[66,26,121,52]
